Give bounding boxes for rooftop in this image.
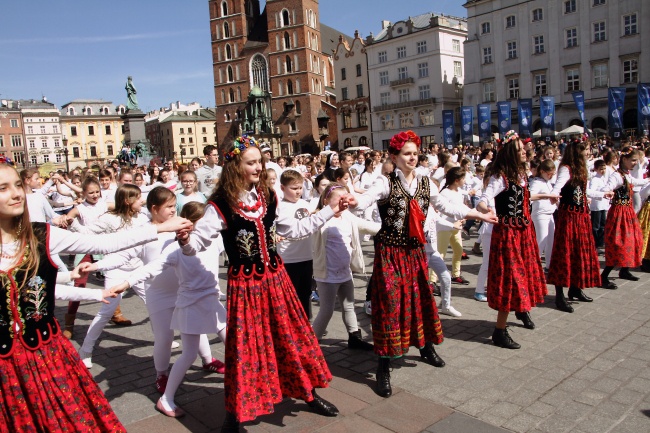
[369,12,467,43]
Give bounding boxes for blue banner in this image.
[477,104,491,142]
[442,110,455,147]
[608,87,626,139]
[638,83,650,136]
[572,91,586,126]
[460,106,474,146]
[496,101,511,137]
[540,96,556,140]
[518,99,533,137]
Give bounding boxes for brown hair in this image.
[19,168,40,184]
[485,139,526,184]
[180,201,207,223]
[559,140,588,184]
[146,186,176,212]
[109,184,142,228]
[280,169,303,186]
[81,176,100,192]
[316,182,348,211]
[538,159,556,174]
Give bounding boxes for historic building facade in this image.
[0,100,26,167]
[20,99,66,169]
[209,0,342,155]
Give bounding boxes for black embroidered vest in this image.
[211,190,282,279]
[612,172,632,206]
[556,167,588,213]
[494,177,531,227]
[0,223,59,358]
[376,172,430,247]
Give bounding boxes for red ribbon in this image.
[408,199,426,245]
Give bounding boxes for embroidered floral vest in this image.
[376,172,430,247]
[612,172,632,207]
[0,223,59,358]
[212,190,282,279]
[494,177,532,227]
[558,167,588,213]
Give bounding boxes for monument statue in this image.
[125,76,139,111]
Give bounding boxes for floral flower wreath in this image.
[503,130,519,144]
[389,130,421,152]
[224,135,258,162]
[0,156,15,166]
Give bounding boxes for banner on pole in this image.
[497,101,512,137]
[518,99,533,137]
[442,110,455,147]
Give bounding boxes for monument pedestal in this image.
[121,109,153,165]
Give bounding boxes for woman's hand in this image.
[100,288,120,304]
[603,191,615,200]
[110,281,130,295]
[77,262,99,275]
[157,216,192,233]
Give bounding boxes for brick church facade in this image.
[209,0,341,155]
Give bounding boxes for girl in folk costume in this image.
[0,160,191,432]
[636,168,650,272]
[547,139,614,312]
[177,136,347,432]
[477,131,550,349]
[601,147,650,284]
[350,130,497,397]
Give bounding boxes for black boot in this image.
[619,269,640,281]
[514,311,535,329]
[348,330,374,351]
[492,327,521,349]
[600,276,618,290]
[375,358,392,397]
[641,259,650,273]
[568,286,593,302]
[419,342,445,367]
[220,411,240,433]
[554,286,574,313]
[307,389,339,417]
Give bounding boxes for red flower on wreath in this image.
[389,130,421,152]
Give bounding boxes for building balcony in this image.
[373,97,436,113]
[390,77,415,88]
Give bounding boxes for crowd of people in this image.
[0,129,649,432]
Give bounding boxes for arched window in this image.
[250,54,269,91]
[237,87,242,101]
[225,111,231,122]
[278,80,283,96]
[224,22,230,38]
[359,136,368,145]
[227,66,234,82]
[68,107,75,115]
[419,109,434,126]
[84,106,92,115]
[282,9,290,26]
[221,1,228,16]
[225,44,232,60]
[284,32,290,49]
[400,112,414,128]
[295,100,301,114]
[119,106,125,114]
[287,80,294,95]
[344,138,352,147]
[221,90,226,104]
[286,55,293,73]
[229,88,235,103]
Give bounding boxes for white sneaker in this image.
[171,341,180,349]
[78,349,93,369]
[439,305,462,317]
[364,300,372,315]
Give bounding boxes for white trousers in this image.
[476,232,492,295]
[532,213,555,271]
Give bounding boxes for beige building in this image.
[146,105,217,163]
[19,98,66,169]
[59,100,127,168]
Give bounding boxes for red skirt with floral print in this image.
[0,329,125,433]
[487,222,547,312]
[547,209,601,289]
[370,243,443,358]
[224,265,332,423]
[605,204,644,268]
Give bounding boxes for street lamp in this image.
[180,147,186,163]
[61,137,70,172]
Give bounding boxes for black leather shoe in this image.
[619,271,640,281]
[419,342,445,367]
[600,277,618,290]
[554,287,574,313]
[307,390,339,417]
[220,411,240,433]
[492,327,521,349]
[568,287,593,302]
[348,330,374,351]
[514,311,535,329]
[375,358,392,398]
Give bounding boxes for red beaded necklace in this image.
[238,198,262,213]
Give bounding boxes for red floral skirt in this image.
[605,204,643,268]
[224,265,332,423]
[370,243,443,358]
[637,202,650,260]
[487,223,547,312]
[547,209,601,288]
[0,330,125,433]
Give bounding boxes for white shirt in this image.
[26,193,56,223]
[529,177,556,216]
[195,164,223,195]
[631,156,648,192]
[315,216,354,283]
[277,199,315,263]
[588,174,611,211]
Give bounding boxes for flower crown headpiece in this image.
[389,130,421,152]
[224,135,258,162]
[0,156,15,166]
[620,147,636,157]
[503,130,519,144]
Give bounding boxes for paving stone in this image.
[425,412,510,433]
[501,412,545,433]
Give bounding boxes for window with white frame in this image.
[398,88,410,103]
[507,41,517,59]
[593,0,605,5]
[10,119,18,128]
[481,22,491,34]
[43,154,49,163]
[506,15,516,28]
[29,139,35,148]
[533,35,545,54]
[378,51,387,63]
[567,69,580,91]
[532,8,543,22]
[454,61,462,77]
[418,62,429,78]
[55,153,62,163]
[380,114,394,130]
[397,46,406,59]
[30,155,37,165]
[380,92,390,105]
[483,47,492,64]
[565,0,576,13]
[419,85,431,100]
[452,39,461,52]
[27,126,33,134]
[398,66,408,80]
[379,71,389,86]
[623,59,638,83]
[53,125,58,133]
[54,138,59,147]
[417,41,427,54]
[623,14,637,36]
[40,126,46,134]
[12,136,23,147]
[566,28,578,47]
[593,21,606,42]
[419,109,434,126]
[41,139,47,148]
[508,78,519,99]
[534,73,547,95]
[593,64,608,87]
[483,82,495,102]
[400,112,414,128]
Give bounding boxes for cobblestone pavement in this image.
[57,234,650,432]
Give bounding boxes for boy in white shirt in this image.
[588,160,609,250]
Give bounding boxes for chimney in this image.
[381,20,391,29]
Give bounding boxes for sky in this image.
[0,1,466,112]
